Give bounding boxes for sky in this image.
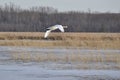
[0,0,120,13]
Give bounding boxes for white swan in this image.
[44,24,67,38]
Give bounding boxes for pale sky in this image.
[0,0,120,12]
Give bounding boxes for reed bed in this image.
[0,32,119,40]
[0,32,120,49]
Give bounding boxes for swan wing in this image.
[47,26,58,30]
[58,26,64,32]
[44,30,52,38]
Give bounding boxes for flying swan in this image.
[44,24,67,38]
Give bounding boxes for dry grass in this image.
[0,32,120,49]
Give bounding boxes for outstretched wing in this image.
[58,26,64,32]
[44,30,51,38]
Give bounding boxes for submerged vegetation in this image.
[10,50,120,70]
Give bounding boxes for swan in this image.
[44,24,67,38]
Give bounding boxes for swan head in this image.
[62,26,68,28]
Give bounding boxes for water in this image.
[0,64,120,80]
[0,46,120,54]
[0,46,120,63]
[0,46,120,80]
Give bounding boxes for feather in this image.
[44,30,52,38]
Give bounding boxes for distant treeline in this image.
[0,3,120,32]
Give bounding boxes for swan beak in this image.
[63,26,68,28]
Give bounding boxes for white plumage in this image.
[44,30,52,38]
[44,25,67,38]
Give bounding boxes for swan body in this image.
[44,25,67,38]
